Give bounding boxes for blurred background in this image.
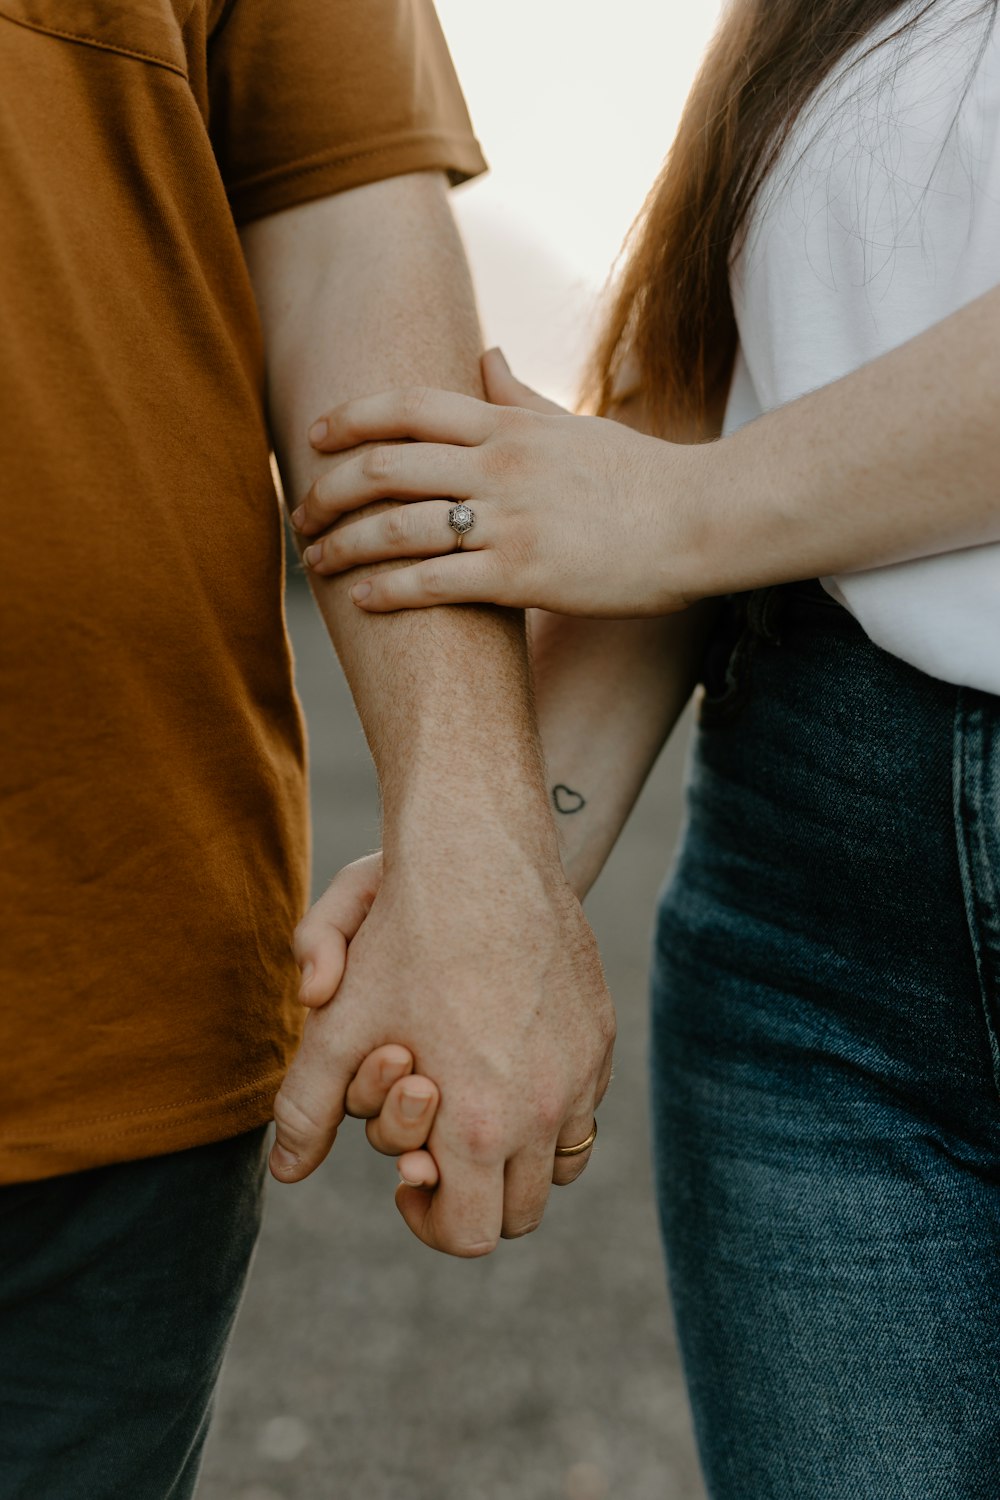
[200,4,721,1497]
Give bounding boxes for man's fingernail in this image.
[290,506,305,529]
[398,1171,424,1187]
[300,961,314,987]
[271,1144,298,1172]
[350,581,372,603]
[399,1089,432,1121]
[309,419,328,444]
[303,544,321,568]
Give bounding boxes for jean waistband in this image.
[700,581,860,728]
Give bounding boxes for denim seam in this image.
[953,690,1000,1104]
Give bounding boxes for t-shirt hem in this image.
[229,128,488,225]
[0,1069,284,1185]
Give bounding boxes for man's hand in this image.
[272,846,614,1256]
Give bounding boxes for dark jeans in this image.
[651,584,1000,1499]
[0,1126,268,1500]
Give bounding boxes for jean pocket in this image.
[0,0,187,74]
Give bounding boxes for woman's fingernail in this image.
[272,1144,298,1172]
[309,420,328,444]
[350,581,372,603]
[290,506,305,530]
[492,346,511,371]
[303,544,321,568]
[400,1089,432,1121]
[398,1172,424,1188]
[298,961,314,994]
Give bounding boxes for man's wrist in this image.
[381,769,563,882]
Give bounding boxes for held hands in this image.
[291,350,701,618]
[273,855,442,1196]
[271,850,614,1257]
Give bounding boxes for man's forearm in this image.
[240,174,557,867]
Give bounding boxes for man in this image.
[0,2,613,1495]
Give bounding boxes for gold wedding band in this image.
[554,1119,598,1157]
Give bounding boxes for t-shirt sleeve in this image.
[208,0,487,225]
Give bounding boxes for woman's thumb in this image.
[481,348,566,415]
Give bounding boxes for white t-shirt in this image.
[724,0,1000,694]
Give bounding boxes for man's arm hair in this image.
[240,172,558,867]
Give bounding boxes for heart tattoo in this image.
[552,784,587,815]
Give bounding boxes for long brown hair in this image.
[586,0,995,435]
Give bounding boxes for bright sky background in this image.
[434,1,724,403]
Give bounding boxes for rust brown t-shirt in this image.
[0,0,486,1183]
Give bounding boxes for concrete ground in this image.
[198,578,707,1500]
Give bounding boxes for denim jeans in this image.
[0,1126,268,1500]
[651,584,1000,1499]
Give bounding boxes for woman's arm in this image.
[530,604,713,897]
[293,285,1000,615]
[524,367,719,895]
[690,282,1000,597]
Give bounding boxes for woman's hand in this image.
[284,853,443,1180]
[291,350,702,618]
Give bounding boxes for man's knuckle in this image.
[273,1091,326,1143]
[533,1093,564,1136]
[459,1115,504,1162]
[598,1009,618,1050]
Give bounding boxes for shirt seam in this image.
[0,1067,283,1143]
[0,9,187,79]
[0,1094,276,1151]
[227,127,485,199]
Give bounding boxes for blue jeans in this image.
[651,584,1000,1499]
[0,1126,268,1499]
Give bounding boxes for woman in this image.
[294,1,1000,1492]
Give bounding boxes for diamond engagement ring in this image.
[448,503,476,545]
